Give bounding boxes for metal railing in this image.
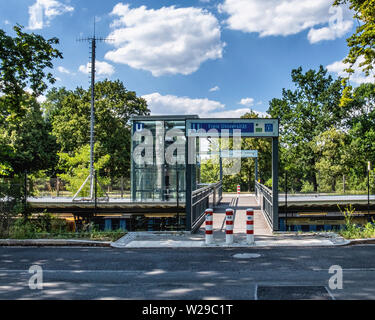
[191,181,222,233]
[255,181,273,229]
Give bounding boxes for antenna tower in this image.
[73,19,112,201]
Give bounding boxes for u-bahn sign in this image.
[200,150,258,158]
[220,150,258,158]
[186,118,279,137]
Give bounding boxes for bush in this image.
[300,180,314,193]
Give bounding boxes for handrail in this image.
[255,181,273,230]
[191,181,222,233]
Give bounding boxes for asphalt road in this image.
[0,245,375,300]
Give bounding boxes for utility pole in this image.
[73,19,112,201]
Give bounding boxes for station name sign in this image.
[221,150,258,158]
[186,119,279,137]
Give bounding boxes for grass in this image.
[3,215,126,241]
[337,205,375,240]
[21,230,127,242]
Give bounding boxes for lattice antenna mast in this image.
[73,19,113,201]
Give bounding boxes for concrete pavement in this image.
[112,195,349,248]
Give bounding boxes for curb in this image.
[0,239,112,247]
[347,238,375,245]
[111,231,350,248]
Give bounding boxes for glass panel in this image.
[132,119,189,202]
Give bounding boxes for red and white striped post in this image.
[237,185,240,196]
[226,208,234,244]
[246,208,254,244]
[205,208,214,245]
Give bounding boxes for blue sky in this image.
[0,0,369,117]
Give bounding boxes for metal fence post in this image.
[23,171,27,213]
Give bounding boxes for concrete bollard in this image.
[205,208,214,245]
[246,208,254,244]
[237,185,240,196]
[226,208,234,244]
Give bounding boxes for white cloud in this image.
[28,0,74,30]
[219,0,353,43]
[142,92,225,116]
[142,92,266,118]
[25,87,46,103]
[57,66,71,74]
[105,4,225,76]
[209,86,220,92]
[209,108,268,118]
[4,20,10,25]
[78,61,115,77]
[326,56,374,85]
[37,95,47,103]
[239,97,254,107]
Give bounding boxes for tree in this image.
[0,94,58,176]
[58,144,110,197]
[0,25,62,119]
[333,1,375,105]
[47,79,150,180]
[268,66,344,192]
[312,127,349,192]
[344,83,375,188]
[334,0,375,79]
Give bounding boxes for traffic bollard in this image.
[205,208,214,244]
[226,208,234,244]
[246,208,254,244]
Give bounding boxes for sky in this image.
[0,0,371,118]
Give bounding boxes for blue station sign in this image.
[186,118,279,137]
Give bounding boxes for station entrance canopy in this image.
[130,115,280,232]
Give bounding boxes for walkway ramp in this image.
[200,194,272,242]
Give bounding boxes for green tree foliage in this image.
[268,66,344,191]
[334,0,375,78]
[333,0,375,105]
[0,95,58,176]
[0,25,62,119]
[46,79,150,180]
[58,144,110,197]
[0,26,62,177]
[312,128,349,192]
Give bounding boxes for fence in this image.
[255,180,274,230]
[191,181,222,233]
[17,176,131,200]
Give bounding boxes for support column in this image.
[104,218,112,231]
[272,137,279,231]
[185,135,195,231]
[119,219,127,231]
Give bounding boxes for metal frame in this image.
[186,118,279,232]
